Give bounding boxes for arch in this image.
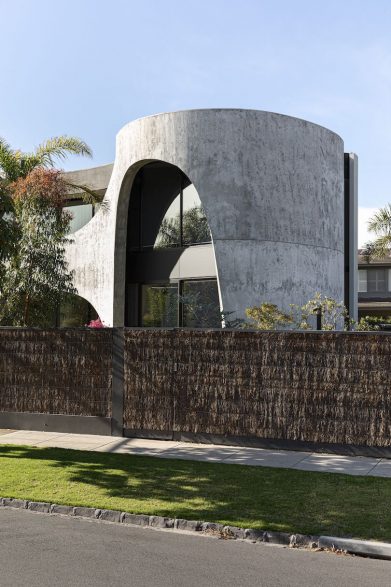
[57,292,98,327]
[66,110,345,328]
[114,159,222,327]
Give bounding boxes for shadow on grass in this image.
[1,443,391,540]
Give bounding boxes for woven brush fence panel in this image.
[0,329,112,417]
[124,330,391,447]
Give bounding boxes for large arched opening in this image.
[124,161,221,327]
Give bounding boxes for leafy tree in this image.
[0,179,16,283]
[0,169,76,326]
[0,135,98,326]
[289,293,348,330]
[245,293,384,332]
[0,135,99,263]
[245,303,293,330]
[361,204,391,260]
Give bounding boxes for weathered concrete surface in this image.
[65,109,344,325]
[65,163,113,197]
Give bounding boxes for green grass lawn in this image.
[1,443,391,541]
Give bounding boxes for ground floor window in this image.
[141,285,178,327]
[141,279,221,328]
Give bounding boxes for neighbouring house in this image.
[358,251,391,320]
[60,109,358,327]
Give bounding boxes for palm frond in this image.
[362,237,391,261]
[368,204,391,236]
[19,155,41,177]
[0,137,20,181]
[34,136,93,168]
[64,182,107,210]
[65,181,101,203]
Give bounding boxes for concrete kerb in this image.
[1,497,391,561]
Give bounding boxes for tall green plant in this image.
[0,135,99,326]
[0,169,76,326]
[0,135,100,268]
[246,303,293,330]
[362,204,391,260]
[245,294,382,332]
[289,293,348,331]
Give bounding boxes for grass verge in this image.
[0,444,390,541]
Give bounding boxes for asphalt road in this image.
[0,508,390,587]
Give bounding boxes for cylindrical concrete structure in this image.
[66,109,344,326]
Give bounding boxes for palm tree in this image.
[0,135,99,200]
[0,135,102,325]
[362,204,391,261]
[0,135,102,267]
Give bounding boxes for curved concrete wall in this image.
[66,109,344,326]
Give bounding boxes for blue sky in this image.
[2,0,391,244]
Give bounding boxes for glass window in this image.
[368,269,386,292]
[358,269,367,293]
[140,163,182,250]
[141,284,178,327]
[130,162,211,250]
[64,202,93,234]
[182,183,211,246]
[182,280,221,328]
[154,194,181,249]
[140,280,221,328]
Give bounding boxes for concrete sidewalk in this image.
[1,429,391,478]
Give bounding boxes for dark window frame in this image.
[140,277,219,328]
[367,268,387,293]
[132,166,211,251]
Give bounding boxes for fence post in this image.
[111,328,124,437]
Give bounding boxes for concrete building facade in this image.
[64,109,357,327]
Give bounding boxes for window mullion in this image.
[180,177,183,247]
[178,281,183,327]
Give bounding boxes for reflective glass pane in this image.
[182,184,211,245]
[368,269,386,292]
[358,269,367,293]
[154,194,181,249]
[64,203,93,234]
[141,284,178,327]
[140,163,182,249]
[182,280,221,328]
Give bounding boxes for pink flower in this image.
[86,318,105,328]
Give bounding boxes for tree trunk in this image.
[23,292,30,326]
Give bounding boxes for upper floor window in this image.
[154,184,210,248]
[128,162,212,251]
[358,269,367,292]
[368,268,387,292]
[63,200,94,234]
